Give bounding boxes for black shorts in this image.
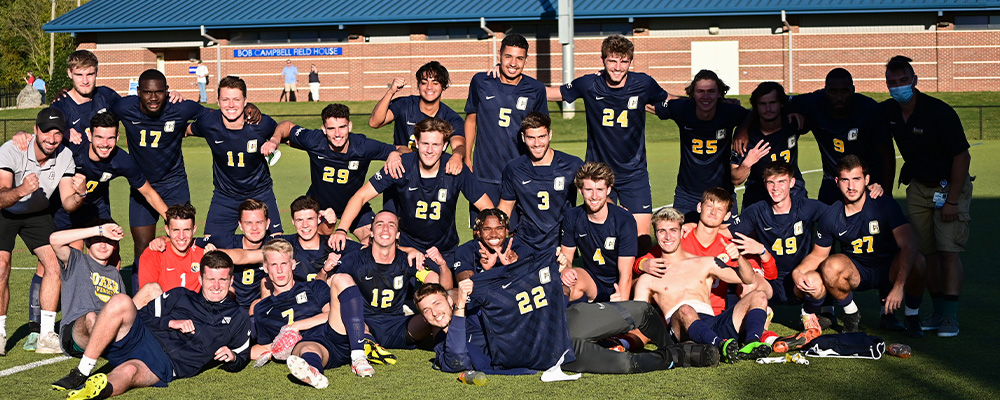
[0,210,55,252]
[59,319,84,358]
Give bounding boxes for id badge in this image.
[933,192,948,209]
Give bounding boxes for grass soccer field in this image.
[0,99,998,399]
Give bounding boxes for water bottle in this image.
[458,370,487,386]
[888,343,911,359]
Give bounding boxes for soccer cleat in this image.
[269,326,302,361]
[841,312,861,333]
[760,330,779,345]
[253,351,272,368]
[736,341,772,361]
[904,315,925,338]
[36,331,62,354]
[719,338,740,364]
[0,333,6,356]
[363,338,397,365]
[23,332,39,351]
[772,328,822,353]
[880,313,905,332]
[801,313,822,332]
[287,355,329,389]
[937,316,960,338]
[816,312,835,330]
[921,313,946,331]
[66,373,111,400]
[351,358,375,377]
[52,368,89,391]
[682,343,720,368]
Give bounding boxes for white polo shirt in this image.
[0,138,76,214]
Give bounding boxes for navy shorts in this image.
[581,268,614,303]
[768,274,802,306]
[55,202,110,230]
[699,306,739,341]
[301,324,352,369]
[818,176,840,206]
[365,313,414,350]
[203,190,283,238]
[609,172,652,215]
[129,179,190,227]
[850,256,892,293]
[106,316,173,387]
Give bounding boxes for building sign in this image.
[189,66,198,74]
[233,47,343,58]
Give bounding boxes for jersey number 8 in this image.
[516,286,548,314]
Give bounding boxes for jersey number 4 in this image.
[601,109,628,128]
[771,237,797,256]
[516,286,549,314]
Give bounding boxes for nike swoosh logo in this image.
[72,119,81,124]
[365,276,373,280]
[317,156,325,160]
[49,115,59,120]
[683,126,694,130]
[485,95,496,100]
[272,224,280,228]
[502,282,513,289]
[408,187,418,191]
[166,268,175,271]
[214,140,224,144]
[578,233,587,237]
[642,205,651,209]
[162,293,170,298]
[131,121,141,125]
[595,96,604,100]
[406,121,416,126]
[521,180,531,185]
[838,231,849,236]
[763,227,773,231]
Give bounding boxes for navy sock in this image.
[338,286,367,351]
[301,352,325,374]
[803,294,825,314]
[687,320,721,346]
[28,274,42,326]
[904,295,923,310]
[836,292,855,308]
[743,309,767,343]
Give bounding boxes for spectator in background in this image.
[280,59,298,102]
[308,64,320,102]
[24,72,35,86]
[196,60,209,103]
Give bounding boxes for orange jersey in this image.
[681,232,734,316]
[138,245,205,292]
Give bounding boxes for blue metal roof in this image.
[45,0,1000,33]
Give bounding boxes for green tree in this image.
[0,0,80,97]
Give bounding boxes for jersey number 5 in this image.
[691,139,718,155]
[516,286,548,314]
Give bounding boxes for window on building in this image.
[426,25,490,40]
[955,15,1000,29]
[575,22,632,37]
[504,24,558,39]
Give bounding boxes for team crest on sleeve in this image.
[296,292,308,304]
[717,253,731,263]
[539,267,551,284]
[554,177,565,191]
[628,96,639,110]
[788,136,797,148]
[393,276,404,290]
[869,221,880,235]
[848,128,859,141]
[247,139,258,153]
[190,262,200,273]
[564,82,572,89]
[164,121,175,132]
[716,129,726,140]
[374,171,383,180]
[293,127,303,137]
[516,97,528,110]
[437,189,448,202]
[99,172,113,182]
[912,128,923,135]
[794,221,804,235]
[348,161,360,170]
[604,237,617,250]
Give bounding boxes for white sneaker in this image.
[287,355,329,389]
[0,333,6,356]
[351,357,374,378]
[35,331,61,354]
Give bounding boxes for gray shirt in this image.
[58,248,124,340]
[0,138,76,214]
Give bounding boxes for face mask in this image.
[889,84,914,103]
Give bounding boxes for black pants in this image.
[562,301,674,374]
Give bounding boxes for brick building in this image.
[45,0,1000,102]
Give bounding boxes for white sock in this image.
[78,356,97,375]
[40,311,57,335]
[905,307,920,316]
[0,315,6,337]
[351,350,365,362]
[842,301,859,315]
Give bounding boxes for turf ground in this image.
[0,98,998,399]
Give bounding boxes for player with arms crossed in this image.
[268,103,402,243]
[559,162,637,303]
[498,112,583,252]
[792,155,924,337]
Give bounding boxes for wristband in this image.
[415,268,431,283]
[946,201,958,206]
[336,228,349,234]
[98,226,103,236]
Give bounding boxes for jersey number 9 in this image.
[322,167,349,184]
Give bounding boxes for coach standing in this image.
[0,108,87,355]
[280,59,298,102]
[881,55,972,338]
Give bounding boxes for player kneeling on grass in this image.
[250,238,374,385]
[633,207,772,363]
[51,251,250,399]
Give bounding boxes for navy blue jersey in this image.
[206,234,265,308]
[730,199,827,280]
[337,247,416,317]
[791,91,889,184]
[731,121,807,208]
[368,152,486,252]
[468,250,574,370]
[73,147,147,210]
[280,234,362,282]
[560,73,668,179]
[452,237,530,276]
[500,151,583,250]
[656,98,748,194]
[51,86,121,155]
[137,287,251,378]
[111,97,209,184]
[387,95,465,149]
[190,111,278,198]
[465,72,549,184]
[815,194,908,268]
[253,280,331,344]
[288,126,395,213]
[559,204,638,288]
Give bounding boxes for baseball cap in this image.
[35,107,67,134]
